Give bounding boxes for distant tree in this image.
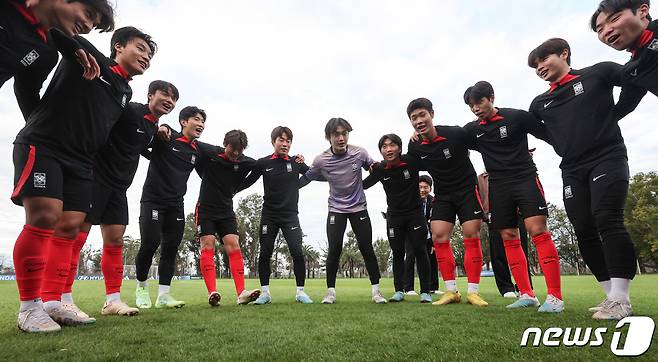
[303,243,320,278]
[547,203,584,275]
[340,231,365,278]
[451,223,464,275]
[625,172,658,272]
[373,237,391,274]
[236,193,263,277]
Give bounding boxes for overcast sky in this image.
[0,0,656,264]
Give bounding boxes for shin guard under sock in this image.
[532,232,562,300]
[200,249,216,294]
[101,244,124,295]
[14,225,53,301]
[503,239,534,297]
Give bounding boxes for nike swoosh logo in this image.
[383,177,391,181]
[630,69,638,77]
[413,226,422,230]
[539,206,547,210]
[544,100,554,108]
[593,174,607,182]
[172,148,180,152]
[421,155,429,159]
[99,76,111,86]
[476,133,485,138]
[291,227,299,230]
[474,211,482,215]
[266,168,274,172]
[360,217,368,220]
[176,218,184,221]
[137,129,145,134]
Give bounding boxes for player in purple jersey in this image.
[302,118,385,304]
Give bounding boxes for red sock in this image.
[433,241,456,281]
[63,231,88,294]
[101,244,124,295]
[13,225,53,301]
[228,249,245,295]
[41,235,75,302]
[533,232,562,300]
[200,249,216,294]
[503,239,534,297]
[463,238,483,284]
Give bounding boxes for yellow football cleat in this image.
[466,293,489,307]
[432,290,461,305]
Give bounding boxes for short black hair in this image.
[271,126,293,143]
[110,26,157,59]
[527,38,571,68]
[419,175,433,188]
[178,106,206,128]
[378,133,403,152]
[324,118,353,140]
[224,130,248,150]
[590,0,652,31]
[463,81,495,105]
[406,98,434,118]
[71,0,115,32]
[148,80,179,101]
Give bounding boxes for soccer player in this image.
[302,118,386,304]
[591,0,656,97]
[1,0,115,118]
[237,126,313,305]
[134,106,206,309]
[402,175,440,295]
[195,129,261,307]
[463,81,563,312]
[56,81,178,319]
[406,98,488,307]
[527,38,639,319]
[11,26,155,332]
[363,134,433,303]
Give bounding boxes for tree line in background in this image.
[3,173,656,277]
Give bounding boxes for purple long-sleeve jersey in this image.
[304,145,375,213]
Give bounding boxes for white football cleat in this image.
[102,300,139,316]
[17,306,61,333]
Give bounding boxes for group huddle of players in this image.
[1,0,656,333]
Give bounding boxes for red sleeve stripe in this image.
[11,145,36,199]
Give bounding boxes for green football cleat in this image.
[419,293,433,303]
[135,286,152,309]
[538,294,564,313]
[389,291,404,302]
[295,293,314,304]
[506,294,540,309]
[252,294,272,305]
[155,293,185,309]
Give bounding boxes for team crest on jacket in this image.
[287,163,292,172]
[648,39,658,51]
[573,82,584,96]
[352,162,358,171]
[499,126,508,138]
[191,155,196,164]
[121,94,127,107]
[234,164,239,171]
[403,170,411,180]
[20,50,39,67]
[443,149,452,159]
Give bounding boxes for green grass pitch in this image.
[0,275,656,361]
